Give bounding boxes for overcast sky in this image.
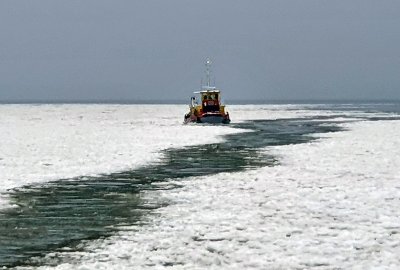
[0,0,399,102]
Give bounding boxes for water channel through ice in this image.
[0,104,399,269]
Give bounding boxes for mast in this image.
[205,58,212,88]
[203,58,216,90]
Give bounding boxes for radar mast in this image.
[203,58,216,90]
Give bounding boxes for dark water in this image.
[0,109,398,267]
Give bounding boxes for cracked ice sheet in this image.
[30,120,400,269]
[0,104,338,210]
[0,104,243,208]
[229,104,396,122]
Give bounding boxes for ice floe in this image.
[0,105,241,193]
[23,110,400,269]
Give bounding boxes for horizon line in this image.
[1,98,400,105]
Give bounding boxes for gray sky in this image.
[1,0,399,102]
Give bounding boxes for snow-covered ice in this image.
[0,105,240,194]
[16,106,400,270]
[0,104,338,208]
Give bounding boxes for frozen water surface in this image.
[0,104,400,269]
[0,105,241,194]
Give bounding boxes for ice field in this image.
[1,104,400,269]
[0,105,242,195]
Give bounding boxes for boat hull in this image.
[199,114,230,124]
[184,113,230,124]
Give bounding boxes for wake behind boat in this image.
[184,59,230,124]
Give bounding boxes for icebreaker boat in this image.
[184,59,231,124]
